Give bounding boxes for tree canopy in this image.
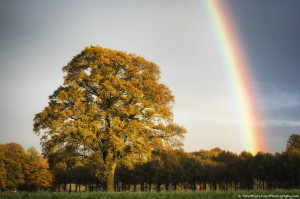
[33,46,186,191]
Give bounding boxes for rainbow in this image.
[201,0,266,154]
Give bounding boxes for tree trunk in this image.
[141,182,145,191]
[106,161,118,192]
[156,183,161,192]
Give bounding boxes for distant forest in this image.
[0,134,299,192]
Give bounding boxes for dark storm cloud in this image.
[267,105,300,121]
[228,0,300,91]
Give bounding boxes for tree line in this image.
[115,138,300,192]
[0,134,299,192]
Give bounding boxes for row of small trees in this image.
[115,146,300,191]
[0,143,52,191]
[0,134,299,192]
[49,144,300,192]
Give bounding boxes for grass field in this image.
[0,190,299,199]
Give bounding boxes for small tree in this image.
[34,46,186,191]
[24,147,53,191]
[239,151,254,190]
[286,134,300,152]
[2,143,27,191]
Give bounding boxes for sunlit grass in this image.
[0,190,299,199]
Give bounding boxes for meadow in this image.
[0,190,300,199]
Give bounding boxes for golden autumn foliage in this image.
[1,143,27,191]
[34,46,186,191]
[24,147,53,191]
[0,143,52,191]
[0,144,7,191]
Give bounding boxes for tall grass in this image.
[0,190,299,199]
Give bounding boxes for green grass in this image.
[0,190,299,199]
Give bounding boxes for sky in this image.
[1,0,300,154]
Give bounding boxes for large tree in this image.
[34,46,186,191]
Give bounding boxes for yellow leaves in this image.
[0,144,52,191]
[76,71,87,82]
[24,151,53,190]
[57,90,68,101]
[34,45,186,184]
[90,69,104,83]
